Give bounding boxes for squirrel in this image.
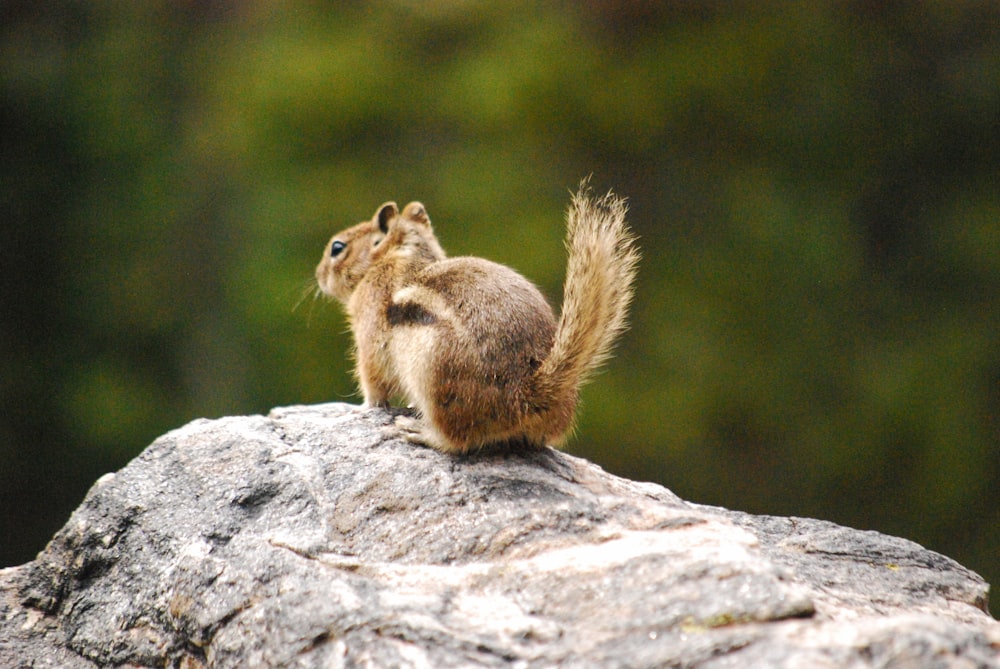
[315,183,639,455]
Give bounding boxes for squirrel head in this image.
[315,200,445,303]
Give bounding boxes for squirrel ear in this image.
[401,202,429,224]
[375,202,398,233]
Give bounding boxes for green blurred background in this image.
[2,2,998,604]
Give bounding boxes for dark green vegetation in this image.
[3,3,998,601]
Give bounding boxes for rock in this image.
[1,402,997,668]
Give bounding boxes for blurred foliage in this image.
[2,1,998,604]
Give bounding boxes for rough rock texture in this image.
[1,402,997,668]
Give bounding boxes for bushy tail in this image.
[539,183,640,397]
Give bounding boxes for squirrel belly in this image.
[315,186,639,454]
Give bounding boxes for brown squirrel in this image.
[315,184,639,454]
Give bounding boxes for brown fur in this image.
[315,185,639,454]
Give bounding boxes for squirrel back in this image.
[315,184,639,454]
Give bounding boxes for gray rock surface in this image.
[1,402,997,668]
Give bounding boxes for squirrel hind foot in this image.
[394,414,461,453]
[392,414,547,456]
[476,435,548,456]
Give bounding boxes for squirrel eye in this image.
[330,241,346,257]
